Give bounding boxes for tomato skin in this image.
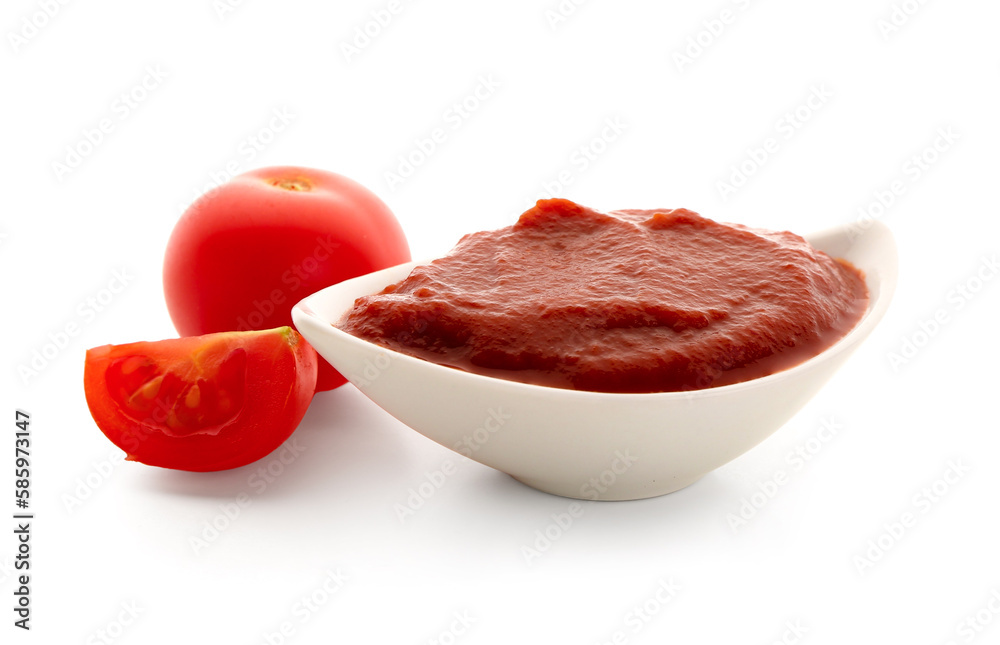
[163,166,410,392]
[84,327,317,472]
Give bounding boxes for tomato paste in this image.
[338,199,868,393]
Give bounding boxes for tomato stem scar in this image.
[270,177,312,192]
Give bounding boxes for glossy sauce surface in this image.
[338,199,869,393]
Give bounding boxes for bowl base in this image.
[509,473,704,501]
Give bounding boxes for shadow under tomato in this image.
[134,385,414,501]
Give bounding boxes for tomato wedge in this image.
[84,327,317,471]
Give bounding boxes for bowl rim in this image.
[293,219,898,402]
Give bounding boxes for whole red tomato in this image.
[163,167,410,391]
[84,327,317,471]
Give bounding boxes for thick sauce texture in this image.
[338,199,869,393]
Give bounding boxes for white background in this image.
[2,0,999,642]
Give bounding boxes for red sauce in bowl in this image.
[338,199,868,393]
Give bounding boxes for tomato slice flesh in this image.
[106,348,247,437]
[84,327,317,472]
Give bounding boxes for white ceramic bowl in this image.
[292,221,897,501]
